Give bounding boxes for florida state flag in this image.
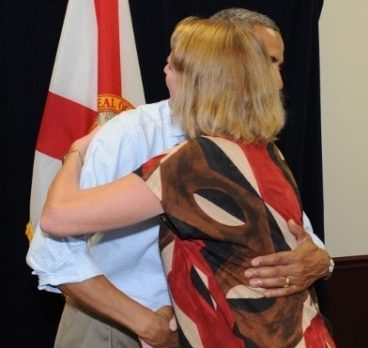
[26,0,145,240]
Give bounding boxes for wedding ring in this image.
[283,276,291,288]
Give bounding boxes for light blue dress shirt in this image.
[27,100,186,310]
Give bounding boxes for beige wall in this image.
[319,0,368,256]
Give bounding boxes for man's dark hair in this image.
[211,8,280,33]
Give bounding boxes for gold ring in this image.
[283,276,291,288]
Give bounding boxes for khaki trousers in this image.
[54,299,141,348]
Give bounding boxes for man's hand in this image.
[244,220,330,297]
[139,305,178,348]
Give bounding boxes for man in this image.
[211,8,332,297]
[27,8,332,348]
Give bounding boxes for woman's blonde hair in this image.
[170,17,285,143]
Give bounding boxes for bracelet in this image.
[62,148,84,165]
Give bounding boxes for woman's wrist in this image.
[62,148,84,165]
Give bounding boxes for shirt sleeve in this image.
[26,226,101,293]
[302,212,325,249]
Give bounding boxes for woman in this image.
[41,17,335,348]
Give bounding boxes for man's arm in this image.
[244,219,331,297]
[28,109,177,346]
[54,112,177,345]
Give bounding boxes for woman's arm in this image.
[41,135,163,237]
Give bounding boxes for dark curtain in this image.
[1,1,68,347]
[2,0,323,346]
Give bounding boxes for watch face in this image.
[325,258,335,280]
[329,258,335,273]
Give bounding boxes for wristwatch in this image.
[324,257,335,280]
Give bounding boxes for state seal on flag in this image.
[97,93,135,123]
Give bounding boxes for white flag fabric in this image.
[27,0,145,240]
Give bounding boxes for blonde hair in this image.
[170,17,285,143]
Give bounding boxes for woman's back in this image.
[138,136,335,347]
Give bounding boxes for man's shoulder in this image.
[107,99,170,129]
[86,99,172,156]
